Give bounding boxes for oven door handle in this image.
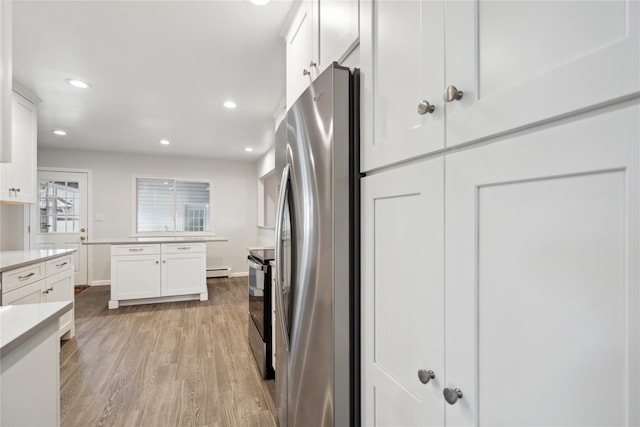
[275,164,291,352]
[247,258,265,271]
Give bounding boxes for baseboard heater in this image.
[207,267,231,278]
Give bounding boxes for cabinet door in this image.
[2,279,44,305]
[362,158,444,426]
[161,252,206,297]
[44,270,74,338]
[0,0,11,162]
[286,0,315,110]
[360,0,444,172]
[0,92,36,202]
[316,0,359,73]
[111,254,160,300]
[444,0,640,148]
[445,103,639,425]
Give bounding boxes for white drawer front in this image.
[162,243,206,254]
[46,255,73,275]
[2,262,46,294]
[111,244,161,256]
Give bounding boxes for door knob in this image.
[418,369,435,384]
[80,236,86,241]
[443,387,463,405]
[303,69,311,76]
[80,227,86,232]
[417,100,435,115]
[443,85,463,102]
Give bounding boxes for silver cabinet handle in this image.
[443,387,463,405]
[443,85,463,102]
[18,272,36,280]
[177,246,191,250]
[418,369,435,384]
[417,100,435,115]
[15,188,20,192]
[43,286,54,294]
[309,60,317,68]
[303,69,311,76]
[129,248,144,252]
[56,262,68,267]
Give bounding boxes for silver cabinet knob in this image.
[417,100,435,115]
[418,369,435,384]
[303,69,311,76]
[309,61,317,68]
[443,85,463,102]
[443,387,463,405]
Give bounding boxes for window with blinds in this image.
[136,178,211,233]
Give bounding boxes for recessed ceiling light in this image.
[224,101,237,109]
[159,139,171,145]
[52,129,67,136]
[66,79,92,89]
[245,147,254,152]
[250,0,271,5]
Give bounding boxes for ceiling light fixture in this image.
[224,101,237,109]
[52,130,67,136]
[250,0,271,5]
[159,139,171,145]
[245,147,254,152]
[66,79,92,89]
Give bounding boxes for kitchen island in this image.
[1,301,73,427]
[83,237,227,309]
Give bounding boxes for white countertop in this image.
[83,236,228,245]
[0,249,77,273]
[0,301,73,356]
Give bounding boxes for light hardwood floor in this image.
[60,277,277,427]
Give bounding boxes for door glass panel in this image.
[39,179,80,233]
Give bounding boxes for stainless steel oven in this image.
[248,248,274,379]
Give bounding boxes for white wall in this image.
[38,148,257,283]
[256,147,276,247]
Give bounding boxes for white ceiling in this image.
[13,0,292,160]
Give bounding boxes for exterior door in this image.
[362,157,445,426]
[31,170,89,285]
[444,103,639,425]
[445,0,640,147]
[360,0,444,172]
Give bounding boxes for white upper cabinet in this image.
[360,0,444,172]
[285,0,359,110]
[0,0,12,162]
[444,0,640,147]
[360,0,640,171]
[1,90,37,203]
[315,0,359,75]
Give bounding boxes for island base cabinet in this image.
[45,271,75,339]
[109,243,207,308]
[1,320,60,427]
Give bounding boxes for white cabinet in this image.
[109,243,207,309]
[362,158,444,426]
[286,0,359,110]
[360,0,640,172]
[0,0,11,162]
[1,254,75,339]
[0,90,37,203]
[361,101,640,425]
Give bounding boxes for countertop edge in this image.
[0,301,73,357]
[83,237,229,245]
[0,249,77,273]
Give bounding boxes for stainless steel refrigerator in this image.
[274,63,360,427]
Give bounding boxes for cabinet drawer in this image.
[1,262,46,294]
[2,279,44,305]
[161,243,206,254]
[111,244,161,256]
[45,254,73,275]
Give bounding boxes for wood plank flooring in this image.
[60,278,277,427]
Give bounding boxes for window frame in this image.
[131,175,215,237]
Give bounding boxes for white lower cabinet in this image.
[110,243,207,308]
[1,255,75,339]
[362,102,639,425]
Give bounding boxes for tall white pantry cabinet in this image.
[360,1,640,426]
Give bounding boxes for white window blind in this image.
[136,178,211,233]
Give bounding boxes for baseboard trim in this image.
[230,272,249,278]
[91,280,111,286]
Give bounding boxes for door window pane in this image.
[39,180,80,233]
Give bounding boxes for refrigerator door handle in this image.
[275,164,291,352]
